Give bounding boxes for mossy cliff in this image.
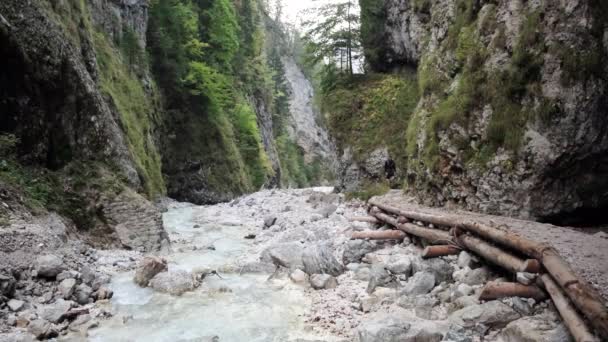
[330,0,608,222]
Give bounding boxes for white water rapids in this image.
[81,189,339,342]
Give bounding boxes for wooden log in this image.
[369,199,608,339]
[458,234,531,274]
[347,216,380,224]
[541,247,608,340]
[479,281,547,301]
[422,245,460,259]
[522,259,542,273]
[541,274,599,342]
[351,230,407,241]
[371,211,452,245]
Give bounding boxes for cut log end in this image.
[422,245,460,259]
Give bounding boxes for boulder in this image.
[412,257,453,283]
[0,273,16,298]
[317,204,338,218]
[461,267,490,286]
[367,264,395,294]
[401,272,435,296]
[133,256,168,287]
[356,314,445,342]
[260,242,305,270]
[35,255,65,278]
[310,274,338,290]
[75,284,93,305]
[457,251,473,269]
[149,270,197,296]
[289,269,309,285]
[302,243,344,276]
[451,283,473,300]
[500,315,572,342]
[40,299,72,323]
[28,319,55,340]
[386,256,412,275]
[343,240,378,264]
[93,286,114,301]
[355,267,371,281]
[7,299,24,312]
[449,300,520,328]
[263,216,277,228]
[59,278,77,299]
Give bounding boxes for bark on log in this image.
[479,281,547,301]
[368,199,608,339]
[347,216,380,224]
[541,247,608,340]
[371,211,452,244]
[541,274,599,342]
[422,245,460,259]
[458,234,532,274]
[351,230,407,240]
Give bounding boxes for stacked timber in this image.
[346,199,606,342]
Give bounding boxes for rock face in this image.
[355,0,608,222]
[0,0,168,252]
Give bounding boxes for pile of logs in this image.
[347,199,607,342]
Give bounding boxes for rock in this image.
[454,295,480,309]
[149,270,197,296]
[302,243,344,276]
[452,283,473,300]
[7,299,25,312]
[133,256,168,287]
[412,257,453,283]
[59,278,77,299]
[309,214,324,222]
[310,274,338,290]
[500,315,572,342]
[40,299,72,323]
[0,273,16,298]
[367,264,395,294]
[401,272,435,296]
[343,240,378,264]
[35,255,65,278]
[93,286,114,301]
[356,314,445,342]
[413,296,439,320]
[516,272,536,286]
[355,267,371,281]
[289,269,309,285]
[386,255,412,275]
[263,216,277,228]
[457,251,473,269]
[28,319,54,340]
[75,284,93,305]
[317,204,338,218]
[461,267,490,286]
[444,324,473,342]
[511,297,534,315]
[260,242,305,270]
[449,300,520,328]
[56,270,80,282]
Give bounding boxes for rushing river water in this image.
[85,203,326,342]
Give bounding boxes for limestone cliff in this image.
[352,0,608,222]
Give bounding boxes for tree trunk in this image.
[422,245,460,259]
[371,211,452,244]
[541,274,599,342]
[479,281,547,301]
[351,230,406,241]
[347,216,379,224]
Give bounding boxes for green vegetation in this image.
[345,181,390,201]
[359,0,387,69]
[322,72,419,172]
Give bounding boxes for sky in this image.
[282,0,332,26]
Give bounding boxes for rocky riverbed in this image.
[0,188,579,341]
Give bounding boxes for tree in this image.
[301,0,361,75]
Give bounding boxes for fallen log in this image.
[371,211,452,244]
[351,230,406,241]
[347,216,380,224]
[369,199,608,339]
[422,245,460,259]
[458,234,537,274]
[479,281,546,301]
[541,274,599,342]
[541,247,608,340]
